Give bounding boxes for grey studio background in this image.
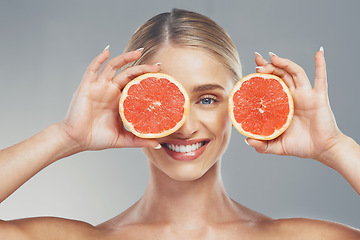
[1,0,360,229]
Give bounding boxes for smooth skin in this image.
[0,46,360,239]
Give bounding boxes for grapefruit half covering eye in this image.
[119,73,190,138]
[228,73,294,140]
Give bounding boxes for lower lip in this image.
[162,142,209,161]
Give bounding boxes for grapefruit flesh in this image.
[229,73,294,140]
[119,73,189,138]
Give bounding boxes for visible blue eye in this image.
[201,98,214,105]
[200,96,219,105]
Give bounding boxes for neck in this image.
[135,160,239,228]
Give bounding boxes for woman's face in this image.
[142,46,234,181]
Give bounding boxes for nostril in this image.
[175,129,197,137]
[173,111,200,137]
[174,124,197,137]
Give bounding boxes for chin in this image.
[163,167,208,182]
[146,154,220,183]
[142,139,225,182]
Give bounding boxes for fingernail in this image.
[319,46,324,53]
[244,139,250,146]
[255,52,262,58]
[153,144,161,150]
[269,52,277,58]
[136,47,144,53]
[103,45,110,52]
[255,66,264,70]
[154,62,162,70]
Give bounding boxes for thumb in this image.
[245,138,268,153]
[132,137,160,149]
[245,138,286,155]
[114,132,160,149]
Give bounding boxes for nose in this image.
[173,109,199,138]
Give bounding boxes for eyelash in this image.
[198,95,220,105]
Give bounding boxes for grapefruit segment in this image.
[229,73,294,140]
[119,73,189,138]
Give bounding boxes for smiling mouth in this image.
[162,141,208,153]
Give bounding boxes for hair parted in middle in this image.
[123,8,242,82]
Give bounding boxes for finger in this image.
[314,48,327,94]
[255,52,268,66]
[269,53,312,89]
[114,131,160,148]
[82,48,111,83]
[113,63,162,89]
[245,138,285,155]
[245,138,268,153]
[97,49,143,83]
[255,63,296,90]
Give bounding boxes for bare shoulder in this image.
[229,204,360,239]
[0,217,102,240]
[266,218,360,239]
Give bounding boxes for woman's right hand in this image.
[0,47,161,203]
[59,47,161,151]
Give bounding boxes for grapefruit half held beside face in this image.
[119,73,190,138]
[228,73,294,140]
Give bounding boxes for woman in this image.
[1,9,360,239]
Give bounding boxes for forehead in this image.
[148,46,234,94]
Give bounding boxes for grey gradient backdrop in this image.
[1,0,360,228]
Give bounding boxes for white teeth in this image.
[165,142,206,153]
[180,145,186,153]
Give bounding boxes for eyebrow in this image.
[191,83,225,93]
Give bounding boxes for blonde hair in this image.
[123,9,242,82]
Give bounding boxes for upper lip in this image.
[160,138,211,146]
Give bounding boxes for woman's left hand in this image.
[246,49,344,166]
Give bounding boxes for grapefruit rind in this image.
[228,73,294,140]
[119,73,190,138]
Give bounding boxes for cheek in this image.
[142,147,164,173]
[199,106,232,137]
